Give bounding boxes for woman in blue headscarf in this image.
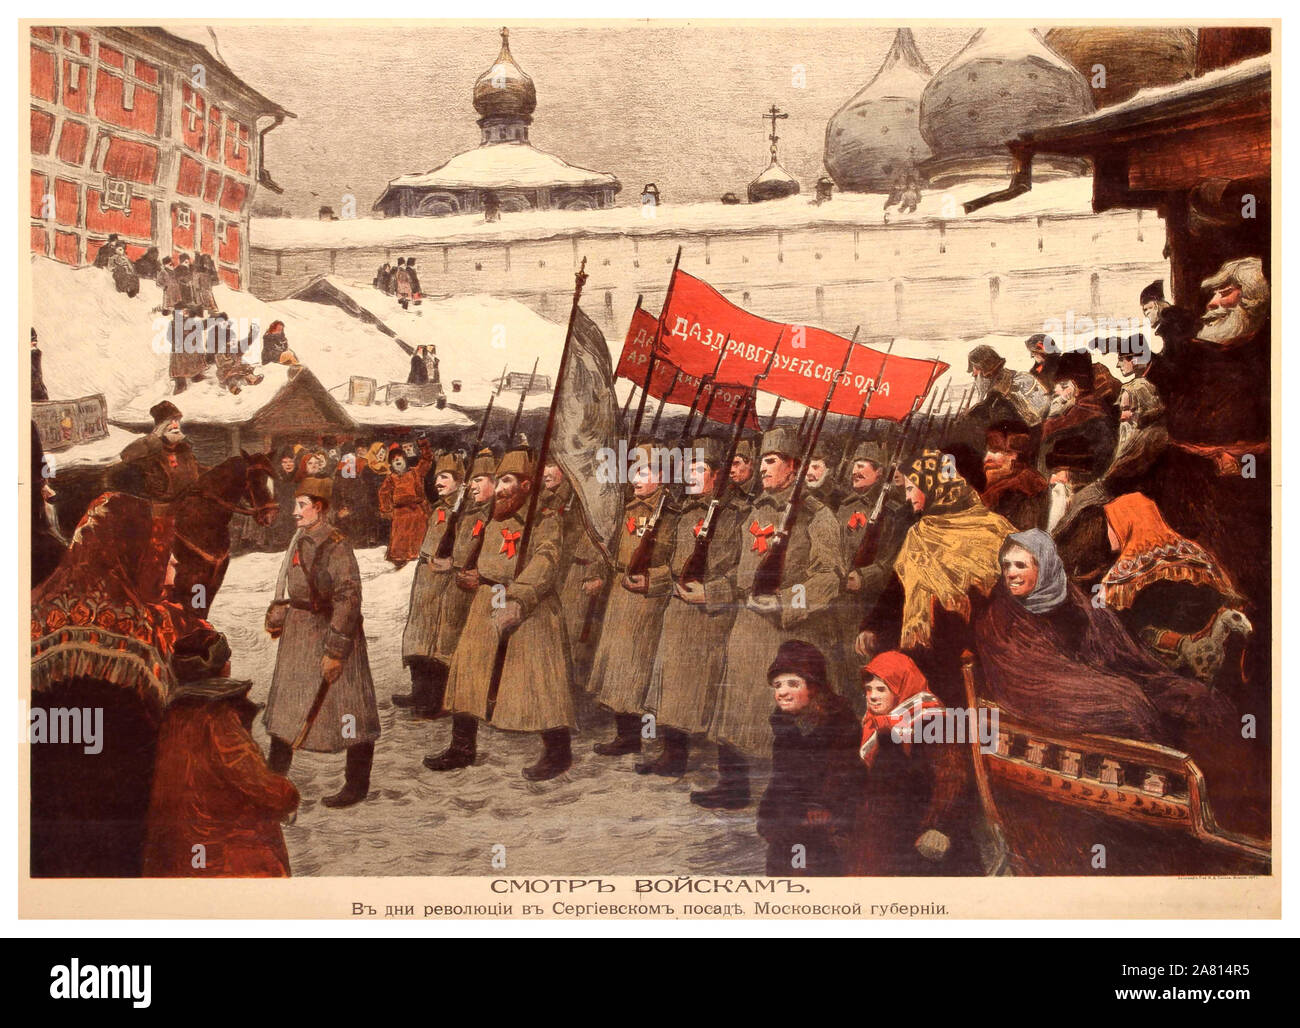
[972,529,1233,747]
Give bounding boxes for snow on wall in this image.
[253,177,1100,251]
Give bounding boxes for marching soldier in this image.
[264,475,381,808]
[414,447,498,725]
[395,449,467,717]
[805,438,845,508]
[640,437,745,776]
[729,436,761,502]
[426,447,575,780]
[693,427,844,809]
[540,460,604,685]
[586,444,681,757]
[834,440,912,695]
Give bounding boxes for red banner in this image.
[620,306,757,429]
[653,270,948,420]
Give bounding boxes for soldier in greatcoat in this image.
[586,444,681,757]
[693,427,844,810]
[263,476,381,808]
[640,437,744,777]
[426,447,574,780]
[539,460,603,685]
[396,449,467,717]
[834,439,912,706]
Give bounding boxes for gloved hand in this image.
[490,599,524,635]
[915,829,950,862]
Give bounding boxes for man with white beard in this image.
[954,344,1046,458]
[1150,256,1271,610]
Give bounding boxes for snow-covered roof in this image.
[380,141,619,193]
[254,175,1101,252]
[1017,54,1270,144]
[293,279,571,412]
[45,425,138,472]
[115,364,344,427]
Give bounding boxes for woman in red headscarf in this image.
[851,651,979,876]
[30,491,209,877]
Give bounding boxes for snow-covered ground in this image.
[209,546,768,876]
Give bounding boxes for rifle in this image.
[678,386,754,586]
[751,337,856,598]
[507,356,540,443]
[631,246,683,441]
[679,338,729,443]
[765,396,783,431]
[836,336,893,482]
[477,364,509,449]
[624,488,669,582]
[619,294,645,428]
[853,369,943,569]
[647,366,679,439]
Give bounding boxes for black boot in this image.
[637,727,690,777]
[690,744,750,809]
[391,661,432,709]
[423,714,478,771]
[523,729,572,781]
[393,659,446,718]
[593,713,643,756]
[323,741,374,808]
[267,736,293,775]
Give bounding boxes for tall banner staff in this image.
[630,246,683,441]
[485,258,589,720]
[619,294,645,427]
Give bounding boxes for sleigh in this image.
[960,652,1271,877]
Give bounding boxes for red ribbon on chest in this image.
[847,511,867,530]
[500,528,522,558]
[472,519,484,537]
[693,518,705,537]
[749,521,775,553]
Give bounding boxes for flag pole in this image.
[648,367,679,438]
[631,246,683,441]
[618,294,644,428]
[486,257,588,721]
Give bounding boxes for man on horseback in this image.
[111,401,201,507]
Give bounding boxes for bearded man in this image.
[1037,352,1117,480]
[112,401,201,506]
[1155,256,1271,608]
[979,420,1047,530]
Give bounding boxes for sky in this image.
[184,22,977,217]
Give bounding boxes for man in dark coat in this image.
[1037,351,1117,480]
[260,320,289,366]
[109,242,140,298]
[957,344,1047,458]
[757,640,864,877]
[133,246,162,281]
[31,328,47,401]
[92,233,120,268]
[111,401,201,505]
[405,258,422,304]
[408,346,430,385]
[1150,257,1270,607]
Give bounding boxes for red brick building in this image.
[29,26,292,290]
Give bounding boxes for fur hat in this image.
[1055,352,1094,394]
[496,447,535,481]
[1139,280,1166,306]
[759,427,800,460]
[297,475,334,501]
[1043,436,1094,473]
[767,639,828,693]
[469,447,497,479]
[851,440,888,467]
[967,344,1005,375]
[149,400,182,425]
[691,436,725,470]
[435,451,466,478]
[734,437,756,461]
[985,419,1034,461]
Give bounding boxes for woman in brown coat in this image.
[377,440,433,567]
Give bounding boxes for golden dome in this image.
[1044,27,1196,108]
[473,27,537,121]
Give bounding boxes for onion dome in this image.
[747,159,800,203]
[824,28,933,193]
[1044,27,1196,108]
[473,27,537,122]
[918,28,1094,186]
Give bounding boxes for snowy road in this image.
[209,547,769,877]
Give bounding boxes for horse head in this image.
[194,450,279,526]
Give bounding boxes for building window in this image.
[103,176,132,212]
[175,206,192,229]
